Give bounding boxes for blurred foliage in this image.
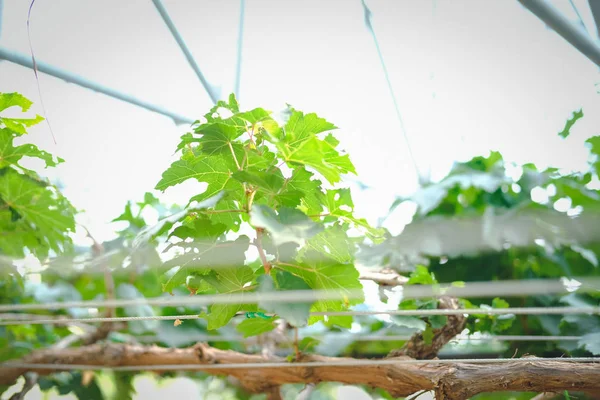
[0,95,598,400]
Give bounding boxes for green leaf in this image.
[279,250,363,328]
[258,272,313,327]
[300,225,355,263]
[250,205,323,246]
[322,189,384,241]
[200,258,257,330]
[162,235,250,294]
[156,153,242,202]
[282,108,337,143]
[266,108,356,184]
[578,332,600,355]
[1,115,45,135]
[407,265,437,285]
[196,122,245,156]
[117,283,158,334]
[391,316,427,330]
[132,191,225,248]
[280,167,323,214]
[429,315,448,329]
[0,128,63,168]
[423,324,434,345]
[232,168,285,196]
[113,372,137,400]
[0,170,76,257]
[236,316,277,338]
[558,109,583,138]
[0,92,33,113]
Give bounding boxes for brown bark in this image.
[1,343,599,400]
[390,297,467,359]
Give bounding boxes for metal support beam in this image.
[0,47,194,125]
[233,0,245,99]
[151,0,220,104]
[518,0,600,68]
[589,0,600,39]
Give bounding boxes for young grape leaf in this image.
[0,170,76,256]
[558,109,584,138]
[279,250,363,328]
[236,316,277,338]
[578,332,600,355]
[117,283,158,334]
[279,167,323,215]
[200,263,258,330]
[162,235,250,294]
[250,205,323,246]
[299,225,355,263]
[258,272,314,327]
[155,153,241,200]
[391,316,427,331]
[132,191,225,249]
[232,168,285,196]
[266,109,355,183]
[283,108,337,142]
[322,189,385,241]
[0,129,62,169]
[0,92,33,112]
[0,93,45,135]
[195,122,245,156]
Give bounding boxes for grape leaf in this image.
[232,168,285,196]
[162,236,250,294]
[300,225,354,263]
[0,92,33,112]
[200,262,257,330]
[1,115,45,135]
[322,189,384,241]
[578,332,600,355]
[0,134,64,168]
[132,191,225,248]
[250,205,323,246]
[282,108,337,143]
[117,283,158,334]
[280,167,323,214]
[195,122,245,156]
[155,153,242,202]
[236,316,277,338]
[558,109,583,138]
[258,272,313,327]
[267,109,355,184]
[0,170,75,256]
[391,316,427,330]
[279,250,363,328]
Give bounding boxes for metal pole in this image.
[589,0,600,39]
[0,47,194,125]
[518,0,600,68]
[233,0,245,99]
[151,0,219,104]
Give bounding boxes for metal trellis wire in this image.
[1,306,599,327]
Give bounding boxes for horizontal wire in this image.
[1,307,598,326]
[2,357,599,372]
[1,277,599,312]
[132,333,583,343]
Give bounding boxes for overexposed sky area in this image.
[1,0,599,244]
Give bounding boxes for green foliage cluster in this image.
[364,108,600,359]
[0,93,76,261]
[1,92,599,399]
[153,94,383,333]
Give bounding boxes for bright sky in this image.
[1,0,599,245]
